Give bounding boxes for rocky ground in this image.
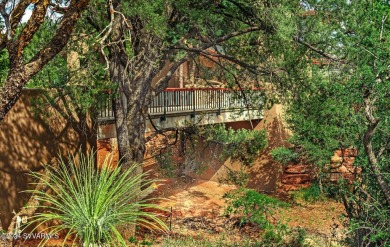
[136,164,347,247]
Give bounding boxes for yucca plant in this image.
[27,151,167,246]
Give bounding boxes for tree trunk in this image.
[363,94,390,205]
[108,10,157,240]
[363,125,390,205]
[0,63,29,121]
[0,0,89,122]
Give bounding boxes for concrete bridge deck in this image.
[97,88,263,139]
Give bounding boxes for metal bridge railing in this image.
[98,88,263,121]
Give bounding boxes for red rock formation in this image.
[279,148,360,191]
[281,163,313,191]
[324,148,360,184]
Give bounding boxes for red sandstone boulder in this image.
[282,174,311,184]
[338,165,349,173]
[324,163,342,170]
[331,155,343,163]
[343,148,358,157]
[334,150,342,157]
[285,164,308,174]
[343,157,355,165]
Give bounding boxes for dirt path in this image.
[149,177,346,245]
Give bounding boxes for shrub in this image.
[224,189,308,246]
[224,189,289,228]
[204,124,268,166]
[292,184,325,203]
[27,151,167,246]
[270,147,298,166]
[156,149,176,178]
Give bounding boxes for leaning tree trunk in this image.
[363,94,390,205]
[0,63,29,121]
[0,0,89,122]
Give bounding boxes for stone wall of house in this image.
[0,89,96,230]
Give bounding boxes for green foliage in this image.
[140,239,154,246]
[156,149,176,178]
[260,224,307,247]
[292,184,325,203]
[161,234,257,247]
[27,151,167,246]
[279,1,390,246]
[224,189,309,246]
[22,19,112,114]
[220,168,249,187]
[285,76,362,167]
[0,49,9,86]
[23,22,69,88]
[270,147,299,166]
[224,189,289,228]
[204,124,267,166]
[122,0,168,38]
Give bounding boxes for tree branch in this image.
[25,0,90,77]
[152,25,266,96]
[0,0,12,41]
[10,0,32,31]
[0,0,89,122]
[293,35,346,64]
[363,92,390,205]
[145,114,178,142]
[174,46,266,75]
[14,0,49,60]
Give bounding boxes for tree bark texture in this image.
[108,9,162,238]
[363,94,390,206]
[0,0,89,122]
[108,3,167,170]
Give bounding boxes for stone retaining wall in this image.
[324,148,360,183]
[280,148,360,191]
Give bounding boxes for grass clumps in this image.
[27,151,167,246]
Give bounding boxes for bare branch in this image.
[380,14,388,41]
[174,46,265,75]
[49,2,67,14]
[96,0,115,70]
[145,114,177,142]
[363,91,390,205]
[0,0,12,41]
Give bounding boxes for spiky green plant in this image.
[27,151,167,246]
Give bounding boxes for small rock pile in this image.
[324,148,360,183]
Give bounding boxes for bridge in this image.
[97,88,263,139]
